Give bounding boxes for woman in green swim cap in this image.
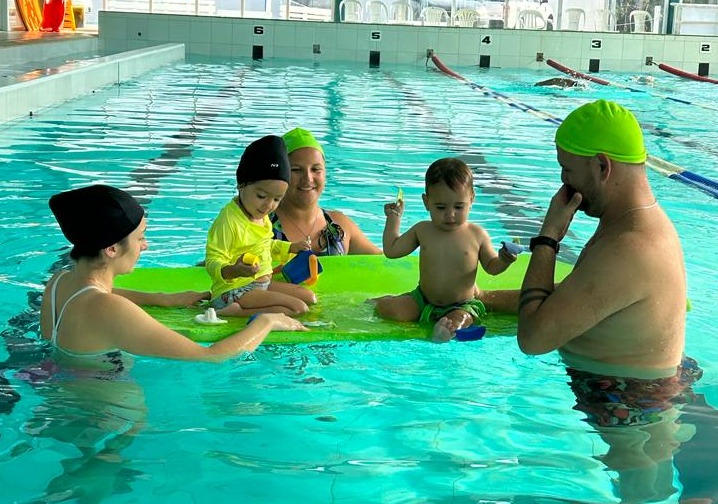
[269,128,382,256]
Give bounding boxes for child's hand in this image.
[289,240,311,253]
[384,199,404,218]
[232,255,260,277]
[498,243,518,263]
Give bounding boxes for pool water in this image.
[0,58,716,502]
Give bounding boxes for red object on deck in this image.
[657,63,718,84]
[41,0,65,32]
[546,59,610,86]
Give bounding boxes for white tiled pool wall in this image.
[0,43,185,123]
[99,11,718,74]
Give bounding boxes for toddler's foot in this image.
[432,317,456,342]
[432,311,474,343]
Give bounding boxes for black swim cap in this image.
[236,135,291,186]
[49,185,145,253]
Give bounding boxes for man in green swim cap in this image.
[481,100,697,502]
[482,100,685,369]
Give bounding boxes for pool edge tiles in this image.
[0,43,186,124]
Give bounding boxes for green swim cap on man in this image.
[283,128,324,156]
[555,100,647,164]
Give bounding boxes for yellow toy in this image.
[242,253,260,266]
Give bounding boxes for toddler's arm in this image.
[478,229,517,275]
[205,219,260,281]
[383,200,419,259]
[289,240,311,254]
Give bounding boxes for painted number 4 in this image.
[481,36,492,45]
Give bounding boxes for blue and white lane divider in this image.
[546,59,718,115]
[429,53,718,200]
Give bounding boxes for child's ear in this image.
[421,193,428,210]
[103,244,119,259]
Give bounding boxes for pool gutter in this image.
[0,43,185,124]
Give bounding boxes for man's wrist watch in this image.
[529,235,560,253]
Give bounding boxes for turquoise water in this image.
[0,58,716,502]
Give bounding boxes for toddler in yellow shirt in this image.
[205,135,316,316]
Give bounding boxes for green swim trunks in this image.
[409,286,487,324]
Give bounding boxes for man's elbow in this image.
[516,326,553,355]
[383,248,401,259]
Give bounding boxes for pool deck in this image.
[0,30,97,47]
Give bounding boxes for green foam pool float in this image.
[115,255,573,344]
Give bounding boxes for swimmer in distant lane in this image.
[535,77,586,89]
[631,75,655,86]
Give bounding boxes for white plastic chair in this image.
[365,0,388,23]
[421,6,448,26]
[339,0,363,22]
[454,8,478,27]
[516,8,547,30]
[563,7,585,30]
[475,3,489,27]
[629,10,652,33]
[593,8,616,31]
[389,0,412,23]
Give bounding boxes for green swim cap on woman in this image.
[283,128,324,156]
[555,100,647,164]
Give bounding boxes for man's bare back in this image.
[510,101,687,371]
[560,205,685,369]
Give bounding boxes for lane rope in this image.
[428,52,718,200]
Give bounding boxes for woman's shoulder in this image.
[324,209,353,228]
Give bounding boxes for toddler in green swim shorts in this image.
[372,158,518,341]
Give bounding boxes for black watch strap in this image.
[529,235,560,253]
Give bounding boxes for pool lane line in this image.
[128,66,252,206]
[546,59,718,114]
[429,53,718,201]
[380,70,581,263]
[542,59,718,162]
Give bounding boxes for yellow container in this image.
[242,253,260,266]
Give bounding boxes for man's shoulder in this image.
[580,226,675,279]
